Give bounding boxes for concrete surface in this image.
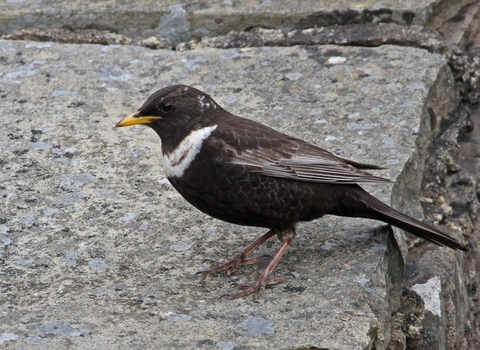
[0,40,465,349]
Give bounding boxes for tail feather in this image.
[352,188,469,251]
[378,207,468,251]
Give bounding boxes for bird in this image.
[115,84,468,299]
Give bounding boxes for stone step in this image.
[0,39,466,349]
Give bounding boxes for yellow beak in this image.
[115,112,162,127]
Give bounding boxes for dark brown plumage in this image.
[116,84,468,299]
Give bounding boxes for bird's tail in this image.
[351,188,469,251]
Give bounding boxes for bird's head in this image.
[116,85,221,147]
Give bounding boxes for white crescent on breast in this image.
[161,125,218,178]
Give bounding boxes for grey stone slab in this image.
[0,40,460,349]
[0,0,475,44]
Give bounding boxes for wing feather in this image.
[211,115,391,185]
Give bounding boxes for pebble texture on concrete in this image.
[0,39,465,349]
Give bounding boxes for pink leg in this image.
[227,228,296,299]
[198,229,276,278]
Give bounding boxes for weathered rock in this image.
[137,36,173,50]
[437,1,480,49]
[176,24,447,51]
[0,0,476,44]
[1,28,132,45]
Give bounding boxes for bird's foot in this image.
[197,254,271,278]
[225,276,285,300]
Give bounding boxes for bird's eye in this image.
[162,102,173,113]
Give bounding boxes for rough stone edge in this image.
[1,28,174,49]
[387,56,478,350]
[388,62,457,256]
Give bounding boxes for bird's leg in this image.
[198,229,276,278]
[227,228,296,299]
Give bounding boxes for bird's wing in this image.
[212,116,391,185]
[232,148,391,184]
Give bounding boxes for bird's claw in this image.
[225,276,285,300]
[197,253,270,278]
